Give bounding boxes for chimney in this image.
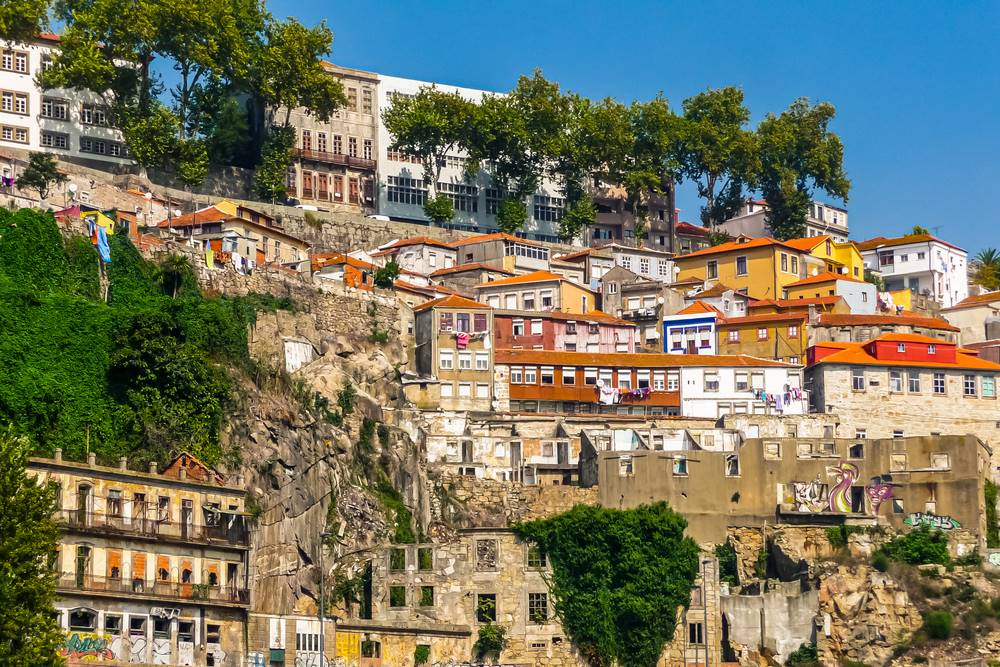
[119,456,128,471]
[179,468,187,481]
[53,448,62,463]
[87,452,97,467]
[149,462,158,474]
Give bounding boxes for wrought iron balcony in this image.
[57,574,249,606]
[295,149,376,171]
[58,510,248,547]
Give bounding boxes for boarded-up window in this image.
[106,550,122,579]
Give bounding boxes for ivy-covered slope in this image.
[0,208,286,466]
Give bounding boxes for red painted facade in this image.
[493,311,637,353]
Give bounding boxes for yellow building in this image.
[674,237,809,300]
[474,270,599,315]
[783,235,865,279]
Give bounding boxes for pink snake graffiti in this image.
[827,462,859,513]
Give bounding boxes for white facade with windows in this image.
[0,36,131,172]
[679,365,807,418]
[719,200,849,243]
[859,236,968,308]
[376,74,566,242]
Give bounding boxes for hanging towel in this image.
[599,386,616,405]
[96,225,111,263]
[232,251,245,274]
[775,393,784,411]
[205,249,215,269]
[455,332,470,349]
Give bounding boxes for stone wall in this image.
[435,477,598,529]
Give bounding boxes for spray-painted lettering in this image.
[61,633,115,660]
[904,512,960,530]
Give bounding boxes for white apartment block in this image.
[376,74,565,243]
[719,200,849,243]
[0,35,131,173]
[858,234,968,308]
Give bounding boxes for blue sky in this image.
[271,0,999,253]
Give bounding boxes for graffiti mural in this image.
[791,480,828,512]
[151,637,171,665]
[129,636,147,663]
[247,652,266,667]
[827,462,859,513]
[178,640,195,666]
[904,512,961,530]
[61,632,115,660]
[294,653,330,667]
[865,476,894,515]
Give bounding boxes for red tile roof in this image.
[494,350,799,368]
[809,336,1000,370]
[449,232,545,249]
[817,313,959,332]
[675,237,804,259]
[311,252,374,272]
[674,301,723,316]
[786,272,867,287]
[473,270,588,289]
[412,294,492,312]
[675,221,710,236]
[856,233,965,253]
[942,291,1000,311]
[378,236,457,252]
[691,283,743,298]
[158,206,228,227]
[429,262,515,277]
[781,236,829,252]
[394,280,458,297]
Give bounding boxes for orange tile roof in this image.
[691,283,742,298]
[943,291,1000,311]
[495,350,799,368]
[429,262,515,277]
[781,236,828,252]
[494,309,634,326]
[786,272,867,287]
[473,270,581,289]
[751,296,844,309]
[413,293,492,312]
[394,280,458,296]
[856,233,964,253]
[674,301,723,316]
[809,338,1000,371]
[159,206,228,227]
[721,312,807,326]
[312,252,374,272]
[676,236,805,260]
[675,221,710,236]
[449,232,545,249]
[380,236,456,251]
[817,313,959,332]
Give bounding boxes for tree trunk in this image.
[665,177,677,255]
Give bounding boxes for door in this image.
[77,485,90,525]
[557,441,569,465]
[181,500,193,540]
[75,545,91,588]
[226,563,239,601]
[686,340,697,354]
[510,442,522,482]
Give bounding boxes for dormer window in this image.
[928,344,937,355]
[897,343,906,353]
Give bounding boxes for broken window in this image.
[619,455,633,477]
[129,616,146,637]
[153,616,170,639]
[672,456,688,476]
[104,615,122,635]
[178,621,194,642]
[69,609,97,631]
[389,548,406,572]
[849,443,864,459]
[389,585,406,607]
[107,489,122,517]
[417,547,433,571]
[476,594,497,623]
[475,539,498,571]
[526,544,546,569]
[528,592,548,623]
[725,455,740,477]
[419,585,434,607]
[206,624,221,643]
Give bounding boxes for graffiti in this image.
[335,630,361,662]
[178,641,194,666]
[988,552,1000,566]
[151,637,171,665]
[247,653,266,667]
[827,462,859,513]
[150,607,180,619]
[904,512,960,530]
[61,633,115,660]
[128,636,147,663]
[791,480,828,512]
[865,476,894,515]
[294,654,330,667]
[207,643,227,666]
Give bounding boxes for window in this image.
[0,91,28,115]
[725,454,740,476]
[1,50,29,73]
[81,104,108,126]
[458,351,472,370]
[673,456,688,475]
[893,430,904,438]
[668,371,679,391]
[618,370,631,390]
[561,367,576,385]
[780,253,788,272]
[764,442,781,460]
[385,175,426,205]
[851,368,865,391]
[69,609,98,631]
[689,622,704,644]
[584,368,598,385]
[540,290,554,309]
[107,489,122,516]
[41,97,68,120]
[704,371,719,392]
[439,350,454,370]
[417,547,433,571]
[530,319,543,335]
[473,313,487,332]
[791,256,799,273]
[512,318,524,336]
[129,616,146,637]
[389,548,406,572]
[522,292,536,310]
[476,383,489,398]
[540,367,554,385]
[41,131,69,149]
[533,195,564,222]
[849,443,864,458]
[728,330,739,343]
[639,257,650,275]
[917,251,926,260]
[389,585,406,607]
[104,615,122,635]
[362,88,373,114]
[928,344,937,355]
[788,325,799,338]
[908,372,920,393]
[346,87,358,110]
[931,453,951,470]
[524,367,537,384]
[458,382,472,397]
[153,616,170,639]
[476,594,497,623]
[653,371,665,391]
[527,544,546,568]
[439,312,454,332]
[419,585,435,607]
[440,383,453,398]
[933,372,945,394]
[735,255,748,276]
[889,370,903,392]
[964,374,977,396]
[707,260,718,279]
[0,124,28,144]
[897,343,906,353]
[510,367,523,383]
[757,327,768,341]
[475,353,489,370]
[528,593,548,623]
[735,372,749,391]
[178,621,194,643]
[984,376,996,398]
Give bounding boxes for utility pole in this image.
[319,531,331,665]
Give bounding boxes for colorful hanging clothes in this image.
[96,225,111,263]
[455,332,470,349]
[598,386,617,405]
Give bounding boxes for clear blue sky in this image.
[271,0,999,253]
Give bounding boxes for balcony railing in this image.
[58,510,248,547]
[622,308,659,321]
[57,574,249,605]
[295,149,376,171]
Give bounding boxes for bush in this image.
[715,540,738,585]
[474,623,508,659]
[422,194,455,225]
[786,642,819,666]
[923,610,953,640]
[872,551,890,572]
[986,480,999,549]
[373,260,400,289]
[826,525,865,550]
[880,526,950,566]
[414,645,430,665]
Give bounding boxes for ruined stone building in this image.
[30,451,249,666]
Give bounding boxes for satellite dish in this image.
[68,183,78,193]
[173,209,182,218]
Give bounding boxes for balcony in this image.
[59,510,248,548]
[622,308,659,321]
[295,149,376,171]
[57,574,249,606]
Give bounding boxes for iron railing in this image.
[57,574,249,604]
[58,510,248,547]
[295,149,376,171]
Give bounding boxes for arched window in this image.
[68,608,97,631]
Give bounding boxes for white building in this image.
[0,35,131,173]
[678,362,807,419]
[376,74,565,243]
[603,243,676,283]
[719,200,849,243]
[857,233,968,308]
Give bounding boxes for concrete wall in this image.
[721,583,818,663]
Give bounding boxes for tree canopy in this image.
[16,152,67,202]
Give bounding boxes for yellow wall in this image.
[559,281,598,314]
[675,246,805,300]
[785,281,841,300]
[804,238,864,279]
[718,320,807,362]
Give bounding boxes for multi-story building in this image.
[673,221,712,255]
[809,312,960,346]
[807,333,1000,437]
[588,182,676,249]
[160,201,310,271]
[783,235,865,279]
[493,350,806,418]
[449,233,550,275]
[662,302,721,355]
[681,283,751,318]
[410,294,494,411]
[30,451,249,666]
[783,272,877,314]
[370,236,457,274]
[940,290,1000,344]
[857,233,969,308]
[595,434,988,545]
[551,246,615,291]
[601,243,676,283]
[719,200,849,243]
[376,75,565,242]
[674,237,811,300]
[285,62,378,211]
[0,34,132,169]
[601,266,686,351]
[475,271,597,315]
[428,262,515,297]
[717,311,808,364]
[493,309,637,353]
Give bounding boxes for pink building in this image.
[494,310,638,353]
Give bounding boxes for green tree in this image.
[757,98,850,240]
[973,248,1000,291]
[629,96,685,249]
[373,260,400,289]
[515,503,700,667]
[496,198,528,234]
[678,87,759,228]
[120,103,180,170]
[559,197,596,242]
[0,430,64,667]
[176,139,209,187]
[16,152,67,202]
[422,194,455,227]
[382,86,475,201]
[911,225,930,235]
[0,0,52,43]
[253,124,296,202]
